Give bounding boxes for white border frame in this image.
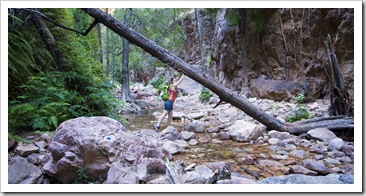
[1,0,362,193]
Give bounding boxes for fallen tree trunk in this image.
[81,8,353,134]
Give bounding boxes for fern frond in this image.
[48,116,58,128]
[9,103,35,115]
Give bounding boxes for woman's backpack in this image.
[160,85,170,101]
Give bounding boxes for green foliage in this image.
[226,11,241,26]
[248,11,266,33]
[285,93,310,122]
[149,75,165,88]
[205,8,220,18]
[8,132,31,143]
[207,56,212,68]
[107,8,187,83]
[8,28,40,90]
[76,167,90,184]
[8,9,123,134]
[199,87,213,103]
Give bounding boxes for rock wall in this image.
[178,8,354,102]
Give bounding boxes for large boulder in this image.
[257,174,354,184]
[42,116,169,183]
[250,78,304,102]
[226,120,263,142]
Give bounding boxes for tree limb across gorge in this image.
[81,8,353,134]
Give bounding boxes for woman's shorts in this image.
[164,100,173,112]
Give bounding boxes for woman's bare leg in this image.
[156,110,169,127]
[167,110,173,125]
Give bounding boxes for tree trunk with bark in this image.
[121,8,134,103]
[195,8,205,73]
[97,23,104,64]
[239,9,250,97]
[324,34,353,117]
[31,12,69,72]
[81,8,353,134]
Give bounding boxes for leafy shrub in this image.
[76,167,90,184]
[8,72,122,133]
[8,9,124,136]
[8,132,30,143]
[149,75,165,89]
[199,87,213,103]
[149,75,171,100]
[248,11,266,33]
[285,93,310,122]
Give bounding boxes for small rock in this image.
[324,158,341,165]
[181,131,196,141]
[187,112,204,120]
[16,144,39,157]
[218,132,230,140]
[270,154,288,160]
[207,127,219,133]
[314,155,325,160]
[40,133,53,144]
[328,138,344,151]
[338,156,353,163]
[258,160,281,167]
[188,139,198,146]
[211,139,222,144]
[300,159,329,175]
[268,138,280,145]
[283,159,297,166]
[341,144,354,155]
[307,128,337,144]
[327,150,345,158]
[290,150,308,159]
[268,130,292,140]
[290,165,317,175]
[198,136,210,143]
[35,141,48,149]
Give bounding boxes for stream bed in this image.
[124,109,350,180]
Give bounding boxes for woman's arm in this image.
[172,74,184,87]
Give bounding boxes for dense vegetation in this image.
[8,8,187,138]
[8,9,122,136]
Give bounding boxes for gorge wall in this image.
[177,8,354,102]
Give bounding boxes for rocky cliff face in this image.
[178,8,354,102]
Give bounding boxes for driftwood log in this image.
[81,8,353,134]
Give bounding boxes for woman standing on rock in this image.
[154,73,184,130]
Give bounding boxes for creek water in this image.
[124,109,326,180]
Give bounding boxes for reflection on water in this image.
[125,109,158,130]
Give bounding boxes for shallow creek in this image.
[125,109,344,180]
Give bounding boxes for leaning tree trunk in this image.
[31,12,69,72]
[81,8,353,134]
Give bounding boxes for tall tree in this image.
[195,8,205,73]
[279,8,289,80]
[238,9,250,97]
[82,8,353,134]
[31,11,69,72]
[97,23,104,64]
[121,8,133,103]
[105,8,112,76]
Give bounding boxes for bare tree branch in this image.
[20,8,97,36]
